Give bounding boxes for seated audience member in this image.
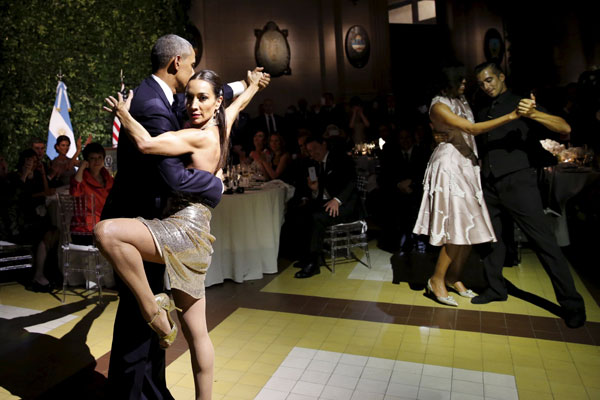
[255,133,292,183]
[30,138,52,176]
[280,133,316,258]
[377,127,428,253]
[294,135,361,278]
[6,149,58,292]
[49,134,92,187]
[324,124,352,154]
[242,130,268,169]
[69,142,114,245]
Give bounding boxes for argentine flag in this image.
[47,81,76,159]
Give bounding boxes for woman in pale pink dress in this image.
[413,65,526,306]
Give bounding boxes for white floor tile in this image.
[394,361,424,374]
[422,365,452,379]
[451,380,483,397]
[482,372,516,389]
[327,374,359,390]
[351,391,384,400]
[386,382,419,398]
[314,350,343,363]
[367,357,396,370]
[288,347,318,359]
[419,375,451,392]
[300,370,331,385]
[320,385,354,400]
[339,353,369,367]
[390,370,421,386]
[272,366,304,381]
[450,393,483,400]
[356,378,388,394]
[285,394,318,400]
[264,376,296,392]
[333,363,363,378]
[282,356,312,370]
[451,368,483,383]
[361,366,393,382]
[291,381,324,397]
[417,387,451,400]
[254,387,288,400]
[307,359,336,374]
[253,347,517,400]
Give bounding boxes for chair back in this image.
[56,193,96,245]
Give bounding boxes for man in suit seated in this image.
[294,135,361,278]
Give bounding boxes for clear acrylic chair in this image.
[323,219,372,274]
[56,192,106,303]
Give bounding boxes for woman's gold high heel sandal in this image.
[148,293,181,349]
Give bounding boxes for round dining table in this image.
[204,185,287,287]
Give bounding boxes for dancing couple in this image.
[413,62,585,330]
[97,34,269,399]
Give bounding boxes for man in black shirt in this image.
[472,62,586,329]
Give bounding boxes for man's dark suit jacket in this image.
[318,150,359,213]
[101,76,225,399]
[475,90,556,178]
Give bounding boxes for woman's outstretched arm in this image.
[431,101,521,136]
[104,92,208,157]
[224,70,269,137]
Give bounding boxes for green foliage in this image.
[0,0,191,168]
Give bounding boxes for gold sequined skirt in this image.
[137,203,215,299]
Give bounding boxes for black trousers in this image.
[482,168,584,312]
[107,261,174,400]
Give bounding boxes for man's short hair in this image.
[151,34,193,73]
[474,61,504,77]
[305,134,325,146]
[30,137,45,146]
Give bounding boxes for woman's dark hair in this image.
[252,130,267,152]
[82,142,106,161]
[432,63,466,98]
[186,70,228,171]
[54,135,71,151]
[17,148,37,171]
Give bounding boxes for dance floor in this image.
[1,243,599,399]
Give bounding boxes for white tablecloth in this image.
[205,186,287,287]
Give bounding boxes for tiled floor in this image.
[1,241,599,399]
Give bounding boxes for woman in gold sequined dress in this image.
[96,69,268,400]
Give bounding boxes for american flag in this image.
[112,72,125,148]
[112,116,120,148]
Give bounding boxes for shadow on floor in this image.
[0,295,117,399]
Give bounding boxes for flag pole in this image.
[57,68,64,82]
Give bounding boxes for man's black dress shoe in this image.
[29,281,51,293]
[294,262,320,279]
[294,260,308,269]
[471,290,507,304]
[564,309,586,329]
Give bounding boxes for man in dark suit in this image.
[472,62,586,328]
[252,98,285,136]
[101,34,251,398]
[294,135,360,278]
[377,127,428,253]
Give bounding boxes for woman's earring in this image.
[214,109,219,120]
